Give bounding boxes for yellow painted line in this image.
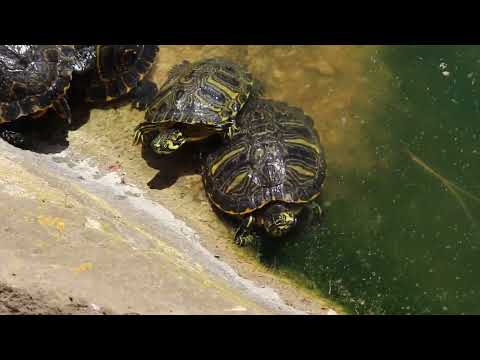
[37,215,65,232]
[72,262,93,273]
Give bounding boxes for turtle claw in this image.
[234,215,255,247]
[306,202,323,226]
[132,130,142,146]
[226,123,240,140]
[311,202,323,218]
[234,231,255,247]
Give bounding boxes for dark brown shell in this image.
[0,45,75,123]
[202,98,327,215]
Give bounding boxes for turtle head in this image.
[150,128,187,155]
[261,203,298,238]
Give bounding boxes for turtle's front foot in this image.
[225,123,240,140]
[131,80,158,111]
[306,201,323,226]
[234,230,256,247]
[234,216,255,247]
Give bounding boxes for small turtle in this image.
[133,57,263,155]
[73,45,159,110]
[0,45,76,146]
[202,98,326,246]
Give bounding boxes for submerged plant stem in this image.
[404,147,479,223]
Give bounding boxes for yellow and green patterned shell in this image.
[202,98,327,215]
[139,58,263,136]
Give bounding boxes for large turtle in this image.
[73,45,159,110]
[202,98,327,246]
[133,57,263,155]
[0,45,76,146]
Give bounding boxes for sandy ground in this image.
[0,282,110,315]
[0,139,338,314]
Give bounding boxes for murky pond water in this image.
[257,45,480,315]
[66,45,480,314]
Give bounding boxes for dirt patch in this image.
[0,282,111,315]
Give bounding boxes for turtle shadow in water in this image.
[143,136,223,191]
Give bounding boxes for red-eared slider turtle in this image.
[73,45,159,110]
[133,57,263,155]
[0,45,76,146]
[202,98,326,246]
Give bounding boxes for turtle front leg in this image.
[234,215,256,247]
[131,80,158,111]
[225,121,240,140]
[305,201,323,226]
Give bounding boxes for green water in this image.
[274,45,480,314]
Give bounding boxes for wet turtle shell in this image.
[133,57,262,145]
[81,45,159,104]
[0,45,76,124]
[202,98,326,215]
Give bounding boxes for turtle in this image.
[0,45,77,147]
[202,98,327,246]
[133,57,263,155]
[72,45,160,110]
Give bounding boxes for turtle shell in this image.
[143,57,262,133]
[202,98,326,215]
[0,45,75,124]
[84,45,159,102]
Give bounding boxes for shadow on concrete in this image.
[142,134,223,190]
[0,83,145,155]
